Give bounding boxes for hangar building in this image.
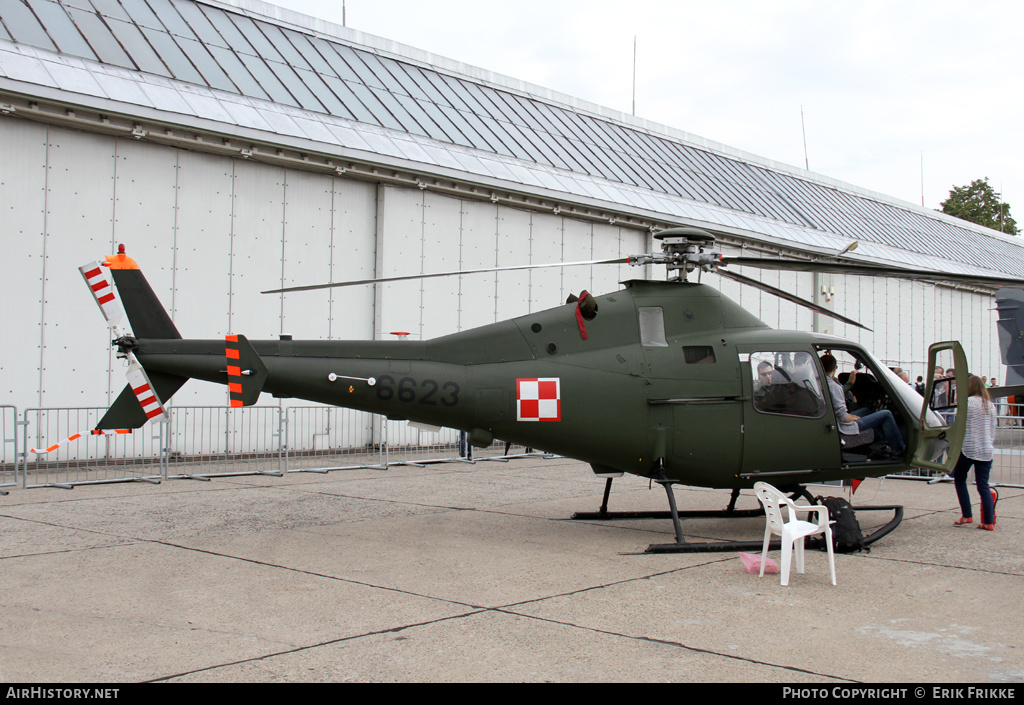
[1,0,1020,425]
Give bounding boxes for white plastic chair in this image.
[753,482,836,586]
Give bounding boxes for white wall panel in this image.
[169,152,236,407]
[281,170,334,341]
[529,216,565,313]
[589,223,623,298]
[39,129,117,408]
[561,219,593,300]
[229,160,286,340]
[494,206,532,320]
[421,191,464,337]
[457,200,500,330]
[329,179,375,340]
[112,138,178,296]
[0,119,47,406]
[172,151,233,341]
[377,187,424,339]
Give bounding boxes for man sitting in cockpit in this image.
[821,353,906,459]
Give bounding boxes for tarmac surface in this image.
[0,455,1022,684]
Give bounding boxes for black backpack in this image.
[807,496,868,553]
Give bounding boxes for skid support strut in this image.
[571,467,903,553]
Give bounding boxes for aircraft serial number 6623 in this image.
[82,228,1011,552]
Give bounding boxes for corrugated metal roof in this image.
[2,0,1022,279]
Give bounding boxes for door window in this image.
[750,351,826,418]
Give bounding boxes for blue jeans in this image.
[857,410,905,454]
[953,453,995,524]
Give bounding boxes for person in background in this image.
[952,375,998,531]
[915,376,926,396]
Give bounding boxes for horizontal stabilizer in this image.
[225,334,268,407]
[96,371,188,430]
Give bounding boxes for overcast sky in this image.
[263,0,1022,219]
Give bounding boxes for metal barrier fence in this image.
[13,404,545,489]
[286,406,384,472]
[1,405,18,490]
[991,416,1024,487]
[165,406,285,478]
[21,407,166,488]
[888,414,1024,488]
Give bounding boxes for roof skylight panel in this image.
[228,14,284,62]
[257,22,309,69]
[437,103,498,152]
[1,0,55,49]
[415,97,473,146]
[484,123,532,162]
[343,79,402,129]
[172,0,225,47]
[399,64,448,105]
[308,37,362,83]
[105,17,171,77]
[23,0,94,59]
[138,25,206,84]
[205,43,269,99]
[370,85,429,135]
[359,51,411,96]
[89,0,130,22]
[175,35,240,93]
[197,3,249,50]
[64,6,134,68]
[332,43,386,90]
[390,92,447,140]
[235,52,298,106]
[145,0,193,36]
[284,28,334,76]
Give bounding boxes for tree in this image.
[940,178,1018,235]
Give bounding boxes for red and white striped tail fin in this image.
[125,360,167,421]
[79,261,124,328]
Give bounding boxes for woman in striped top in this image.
[952,375,998,530]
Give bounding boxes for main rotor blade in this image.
[262,257,630,294]
[717,268,872,331]
[721,257,1023,289]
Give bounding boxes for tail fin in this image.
[89,248,187,429]
[105,249,181,340]
[996,289,1024,386]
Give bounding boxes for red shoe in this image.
[953,517,973,526]
[991,488,999,526]
[978,523,995,531]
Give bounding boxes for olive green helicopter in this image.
[82,227,1020,552]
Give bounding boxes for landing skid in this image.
[572,476,903,553]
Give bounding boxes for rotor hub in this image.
[629,228,722,281]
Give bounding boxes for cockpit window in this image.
[750,351,826,418]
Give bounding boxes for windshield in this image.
[858,350,946,427]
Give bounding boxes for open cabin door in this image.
[912,342,969,472]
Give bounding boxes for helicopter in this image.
[81,227,1021,552]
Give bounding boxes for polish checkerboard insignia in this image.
[516,378,561,422]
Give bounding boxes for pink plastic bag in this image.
[739,551,779,575]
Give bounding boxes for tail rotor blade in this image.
[79,261,124,327]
